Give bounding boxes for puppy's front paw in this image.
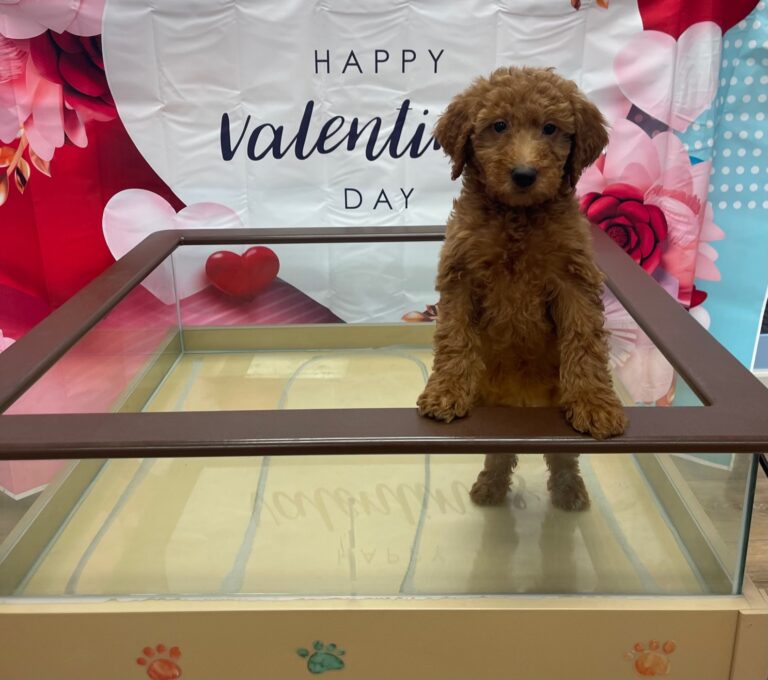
[417,382,472,423]
[564,392,628,440]
[548,470,590,511]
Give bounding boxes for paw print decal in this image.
[625,640,676,676]
[136,644,182,680]
[297,641,346,674]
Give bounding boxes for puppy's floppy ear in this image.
[434,93,474,181]
[566,89,609,187]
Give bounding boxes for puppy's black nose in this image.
[511,166,538,188]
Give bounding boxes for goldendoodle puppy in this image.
[417,67,627,511]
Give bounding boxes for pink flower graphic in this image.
[578,119,723,308]
[0,30,113,190]
[0,0,104,40]
[0,34,25,83]
[0,48,89,162]
[0,1,107,170]
[29,31,115,123]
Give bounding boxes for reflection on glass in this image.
[1,452,754,598]
[603,288,702,407]
[6,259,179,415]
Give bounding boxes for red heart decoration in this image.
[205,247,280,300]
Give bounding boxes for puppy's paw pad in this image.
[470,479,509,506]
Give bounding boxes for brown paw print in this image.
[625,640,676,677]
[137,644,182,680]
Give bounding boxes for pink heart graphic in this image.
[102,189,242,304]
[614,22,721,132]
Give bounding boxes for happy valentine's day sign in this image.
[101,0,642,228]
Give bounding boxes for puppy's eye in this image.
[493,120,508,133]
[542,123,557,136]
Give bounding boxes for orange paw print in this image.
[625,640,676,677]
[136,644,182,680]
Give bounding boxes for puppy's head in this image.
[435,67,608,206]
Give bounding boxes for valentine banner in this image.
[1,0,767,401]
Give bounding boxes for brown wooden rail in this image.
[1,226,767,460]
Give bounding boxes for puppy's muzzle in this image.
[511,166,538,188]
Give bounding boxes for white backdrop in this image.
[102,0,643,321]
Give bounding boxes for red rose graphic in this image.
[29,31,116,122]
[580,183,668,274]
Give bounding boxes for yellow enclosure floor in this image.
[19,349,704,598]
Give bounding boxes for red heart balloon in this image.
[205,247,280,300]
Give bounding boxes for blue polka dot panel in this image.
[686,4,768,365]
[579,2,768,369]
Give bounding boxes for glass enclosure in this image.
[5,242,703,415]
[0,236,760,602]
[0,451,756,599]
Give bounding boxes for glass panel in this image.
[755,333,768,370]
[603,288,702,407]
[172,241,441,328]
[5,259,181,415]
[0,466,45,542]
[1,452,754,598]
[647,452,758,592]
[2,242,704,414]
[759,303,768,369]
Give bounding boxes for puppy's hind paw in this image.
[470,475,509,506]
[549,471,590,511]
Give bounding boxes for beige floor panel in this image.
[148,349,433,413]
[236,454,428,595]
[408,454,703,595]
[589,455,703,594]
[409,454,633,595]
[18,347,706,598]
[147,353,316,412]
[21,459,142,596]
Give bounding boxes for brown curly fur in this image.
[417,67,628,511]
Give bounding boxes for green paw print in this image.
[297,641,345,674]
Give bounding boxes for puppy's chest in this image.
[476,260,550,331]
[477,271,548,327]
